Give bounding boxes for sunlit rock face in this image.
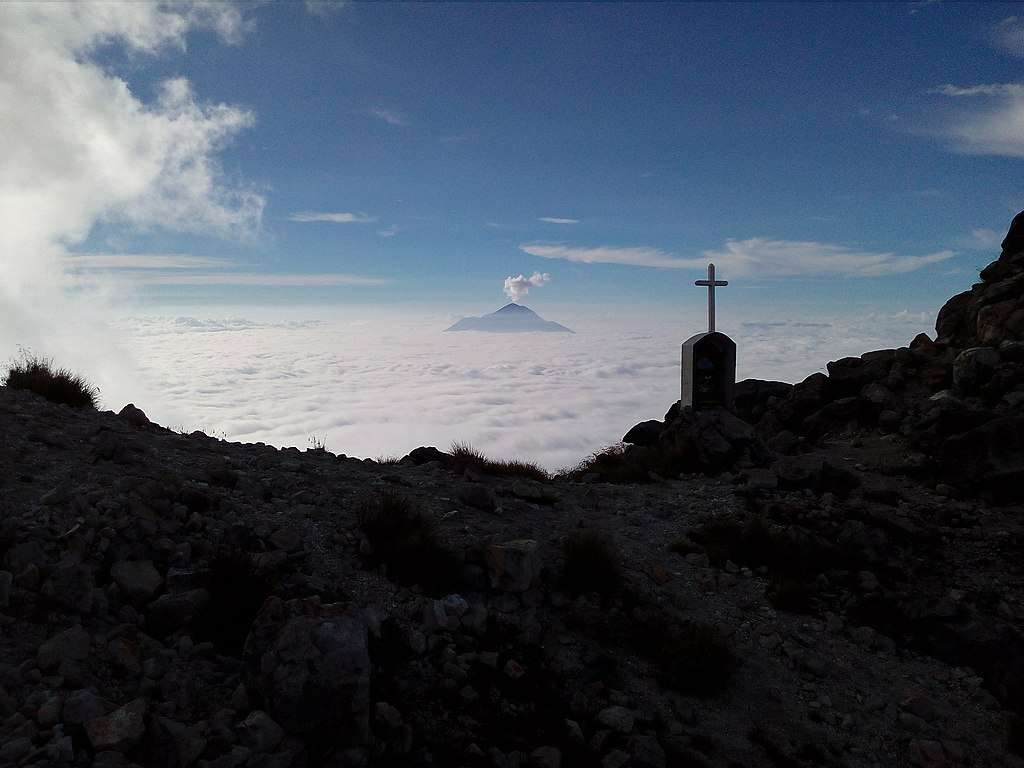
[445,303,573,333]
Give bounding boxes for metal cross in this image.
[695,262,728,333]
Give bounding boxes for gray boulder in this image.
[243,597,371,747]
[118,403,150,427]
[111,560,163,605]
[85,698,147,751]
[484,540,541,593]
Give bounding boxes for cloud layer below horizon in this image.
[105,306,935,471]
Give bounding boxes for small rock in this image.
[37,695,63,727]
[0,570,12,609]
[41,561,95,613]
[85,698,147,751]
[0,737,31,764]
[909,739,946,768]
[62,690,109,726]
[38,625,91,670]
[269,527,303,552]
[597,705,634,734]
[564,719,584,745]
[374,702,403,729]
[627,733,667,768]
[118,403,150,427]
[858,571,879,592]
[147,589,210,631]
[111,560,163,605]
[484,540,541,593]
[458,484,497,512]
[504,659,526,680]
[529,746,561,768]
[899,711,927,733]
[602,749,630,768]
[238,710,284,753]
[479,651,499,668]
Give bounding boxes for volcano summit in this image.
[444,303,573,333]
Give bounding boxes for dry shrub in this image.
[3,352,99,409]
[557,443,649,483]
[357,490,459,595]
[561,529,621,594]
[192,547,274,656]
[658,621,735,696]
[766,572,817,614]
[1008,713,1024,757]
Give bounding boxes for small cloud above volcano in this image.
[503,271,550,301]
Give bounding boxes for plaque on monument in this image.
[681,263,737,411]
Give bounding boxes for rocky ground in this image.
[3,215,1024,768]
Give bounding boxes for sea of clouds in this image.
[103,304,934,471]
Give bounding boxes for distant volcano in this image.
[444,303,573,333]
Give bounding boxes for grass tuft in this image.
[556,443,652,483]
[561,528,622,594]
[356,490,459,595]
[3,352,99,409]
[657,621,736,696]
[449,441,550,481]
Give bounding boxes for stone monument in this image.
[681,263,736,411]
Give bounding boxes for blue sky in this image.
[12,2,1024,314]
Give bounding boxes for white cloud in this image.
[64,253,236,270]
[369,106,409,126]
[305,0,348,17]
[521,240,953,277]
[927,82,1024,157]
[539,217,579,225]
[522,244,692,269]
[288,211,376,223]
[378,225,399,238]
[104,273,392,287]
[503,272,551,302]
[992,16,1024,58]
[0,3,262,408]
[959,228,1003,251]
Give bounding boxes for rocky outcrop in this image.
[610,405,771,481]
[741,211,1024,502]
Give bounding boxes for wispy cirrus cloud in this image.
[521,239,954,277]
[288,211,376,223]
[539,217,579,225]
[992,16,1024,57]
[305,0,347,17]
[64,253,236,270]
[522,244,693,269]
[369,106,409,126]
[926,82,1024,157]
[74,272,392,287]
[958,228,1003,251]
